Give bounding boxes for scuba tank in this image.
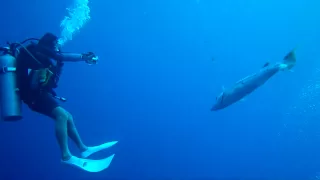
[0,35,66,121]
[0,38,40,121]
[0,47,22,121]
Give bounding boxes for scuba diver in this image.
[0,33,117,172]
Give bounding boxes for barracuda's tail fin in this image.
[281,49,296,70]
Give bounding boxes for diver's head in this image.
[38,33,60,52]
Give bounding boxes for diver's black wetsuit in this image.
[12,32,99,163]
[16,43,61,117]
[16,33,97,118]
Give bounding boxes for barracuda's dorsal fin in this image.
[262,62,270,68]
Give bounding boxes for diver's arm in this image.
[57,52,83,62]
[55,52,98,64]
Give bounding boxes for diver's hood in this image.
[36,33,61,60]
[38,33,59,50]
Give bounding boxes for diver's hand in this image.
[82,52,98,65]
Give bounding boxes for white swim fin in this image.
[81,141,118,158]
[62,155,115,172]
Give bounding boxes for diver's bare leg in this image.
[51,107,72,161]
[66,114,88,152]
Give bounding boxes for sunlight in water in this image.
[58,0,91,46]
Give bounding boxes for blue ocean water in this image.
[1,0,320,179]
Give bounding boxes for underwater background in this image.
[1,0,320,179]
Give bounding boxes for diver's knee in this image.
[51,107,69,122]
[67,114,74,124]
[63,110,73,121]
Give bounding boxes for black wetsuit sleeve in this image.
[54,52,84,62]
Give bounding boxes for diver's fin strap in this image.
[0,67,16,74]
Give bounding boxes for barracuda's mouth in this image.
[212,92,225,110]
